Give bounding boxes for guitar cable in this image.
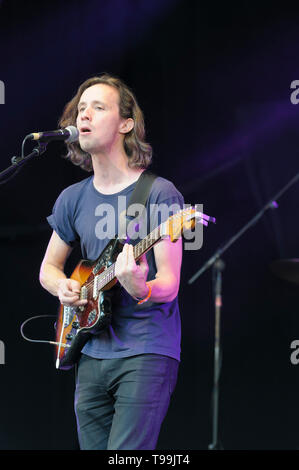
[21,315,79,384]
[20,314,60,347]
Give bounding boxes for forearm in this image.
[39,262,67,297]
[143,275,179,304]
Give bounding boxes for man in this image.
[39,73,184,450]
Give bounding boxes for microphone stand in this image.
[0,141,48,185]
[208,257,225,450]
[188,168,299,450]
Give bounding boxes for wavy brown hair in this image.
[58,74,152,172]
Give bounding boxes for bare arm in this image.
[115,236,182,303]
[39,231,87,307]
[150,236,182,302]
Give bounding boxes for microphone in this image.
[28,125,79,144]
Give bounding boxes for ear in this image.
[119,117,134,134]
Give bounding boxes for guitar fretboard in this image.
[91,224,163,297]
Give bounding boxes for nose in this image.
[80,106,92,121]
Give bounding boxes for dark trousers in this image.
[74,353,179,450]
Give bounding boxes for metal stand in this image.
[188,168,299,449]
[0,139,47,185]
[208,258,225,450]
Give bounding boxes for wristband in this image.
[133,283,152,304]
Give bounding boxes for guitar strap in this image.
[127,169,157,211]
[119,169,157,241]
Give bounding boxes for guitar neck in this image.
[84,206,215,299]
[94,224,163,294]
[133,225,162,260]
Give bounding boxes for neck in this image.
[91,147,144,194]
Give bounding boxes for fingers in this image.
[138,253,149,273]
[115,244,136,277]
[115,244,149,298]
[126,244,136,270]
[117,244,149,274]
[68,298,88,307]
[58,278,88,307]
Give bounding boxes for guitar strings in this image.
[82,234,160,295]
[81,229,161,293]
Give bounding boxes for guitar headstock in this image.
[160,207,216,242]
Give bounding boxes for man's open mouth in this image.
[80,127,92,134]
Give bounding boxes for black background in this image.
[1,0,299,450]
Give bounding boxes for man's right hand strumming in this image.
[57,278,88,307]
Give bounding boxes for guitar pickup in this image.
[81,285,87,300]
[93,275,99,299]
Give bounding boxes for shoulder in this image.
[60,175,93,197]
[149,175,184,204]
[54,175,93,205]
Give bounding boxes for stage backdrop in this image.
[1,0,299,450]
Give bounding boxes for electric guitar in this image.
[54,207,216,370]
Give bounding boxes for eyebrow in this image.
[78,100,106,108]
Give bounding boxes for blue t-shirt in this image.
[47,173,184,361]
